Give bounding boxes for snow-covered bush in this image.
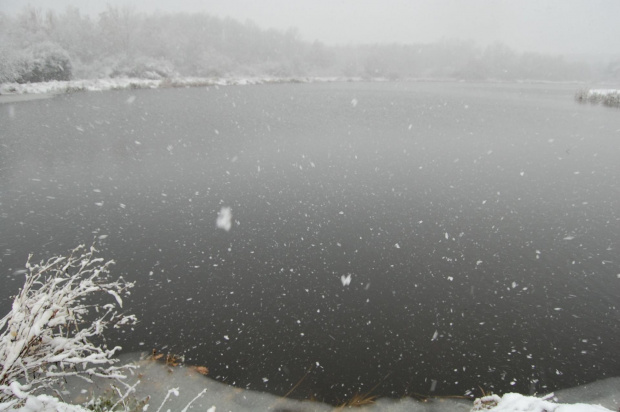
[14,42,73,83]
[575,89,620,108]
[0,245,136,409]
[598,91,620,108]
[110,56,177,80]
[0,52,20,84]
[183,50,234,78]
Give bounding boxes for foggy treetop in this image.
[0,5,618,84]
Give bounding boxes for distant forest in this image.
[1,5,619,84]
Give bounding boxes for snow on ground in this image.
[48,353,470,411]
[472,393,613,412]
[0,77,160,95]
[587,89,620,96]
[0,76,354,97]
[38,353,618,412]
[1,394,90,412]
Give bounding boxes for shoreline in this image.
[55,351,620,411]
[0,76,595,103]
[0,76,344,99]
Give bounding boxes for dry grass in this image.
[189,365,209,375]
[334,375,390,409]
[282,366,314,399]
[148,348,183,367]
[337,392,378,408]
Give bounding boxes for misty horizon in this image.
[2,0,620,58]
[2,3,619,85]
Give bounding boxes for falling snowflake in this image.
[216,207,232,231]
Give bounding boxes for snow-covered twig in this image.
[180,388,207,412]
[109,379,141,411]
[0,245,136,407]
[155,388,179,412]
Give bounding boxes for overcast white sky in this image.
[2,0,620,56]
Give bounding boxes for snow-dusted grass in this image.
[575,89,620,108]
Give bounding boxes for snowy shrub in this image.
[14,42,73,83]
[0,245,136,409]
[110,56,177,80]
[0,46,21,84]
[183,50,234,78]
[575,89,620,108]
[574,89,589,103]
[253,60,304,77]
[600,91,620,108]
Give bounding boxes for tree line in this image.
[1,5,617,84]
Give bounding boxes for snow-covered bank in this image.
[0,76,352,97]
[50,352,618,412]
[1,77,598,101]
[575,89,620,107]
[472,393,615,412]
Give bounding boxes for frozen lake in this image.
[1,82,619,404]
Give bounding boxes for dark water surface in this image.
[1,82,619,403]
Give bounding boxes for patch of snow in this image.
[2,393,90,411]
[472,392,613,411]
[588,89,620,96]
